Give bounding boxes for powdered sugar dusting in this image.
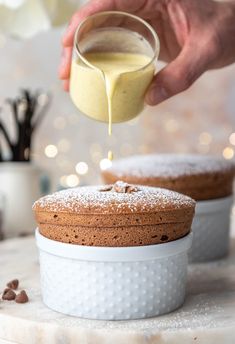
[33,184,195,214]
[106,154,235,179]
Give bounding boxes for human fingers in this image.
[59,47,73,80]
[145,41,214,105]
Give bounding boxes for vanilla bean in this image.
[6,100,18,128]
[32,93,51,132]
[0,89,50,162]
[0,141,2,162]
[0,121,13,153]
[21,89,30,105]
[29,93,39,120]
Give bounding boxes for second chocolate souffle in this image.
[102,154,235,262]
[102,154,235,201]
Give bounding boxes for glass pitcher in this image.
[70,11,160,124]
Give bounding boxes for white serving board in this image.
[0,232,235,344]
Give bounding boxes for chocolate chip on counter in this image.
[2,289,16,301]
[2,288,10,296]
[7,279,19,290]
[15,290,29,304]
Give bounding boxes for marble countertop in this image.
[0,233,235,344]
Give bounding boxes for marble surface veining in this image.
[0,233,235,344]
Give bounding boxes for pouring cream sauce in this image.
[70,51,154,159]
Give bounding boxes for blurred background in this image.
[0,0,234,238]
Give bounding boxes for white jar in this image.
[189,196,233,263]
[36,229,192,320]
[0,163,44,238]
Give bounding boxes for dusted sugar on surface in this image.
[102,154,235,200]
[33,182,195,247]
[33,184,195,214]
[103,154,235,178]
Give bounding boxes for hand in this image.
[59,0,235,105]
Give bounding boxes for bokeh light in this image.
[75,162,88,175]
[53,116,66,130]
[229,133,235,146]
[44,144,58,158]
[57,138,71,153]
[199,132,212,145]
[222,147,234,160]
[164,119,179,133]
[99,158,112,171]
[37,93,49,106]
[66,174,79,187]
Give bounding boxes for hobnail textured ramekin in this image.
[189,196,233,263]
[36,229,192,320]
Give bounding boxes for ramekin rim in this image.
[35,228,192,262]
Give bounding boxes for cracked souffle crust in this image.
[102,154,235,201]
[33,182,195,247]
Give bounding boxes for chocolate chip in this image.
[7,279,19,290]
[100,182,139,193]
[99,185,113,192]
[2,289,16,301]
[126,185,138,193]
[15,290,29,304]
[112,181,139,193]
[2,288,10,296]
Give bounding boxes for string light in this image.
[100,158,112,170]
[57,139,71,153]
[223,147,234,160]
[53,116,66,130]
[199,132,212,145]
[229,133,235,146]
[164,119,179,133]
[90,143,103,163]
[59,175,67,187]
[37,93,49,106]
[66,174,79,187]
[44,145,58,158]
[76,162,88,175]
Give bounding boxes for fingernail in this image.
[146,86,168,105]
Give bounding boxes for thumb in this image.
[145,43,207,105]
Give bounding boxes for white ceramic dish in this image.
[189,195,233,263]
[36,229,192,320]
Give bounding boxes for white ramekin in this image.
[36,229,192,320]
[189,195,233,263]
